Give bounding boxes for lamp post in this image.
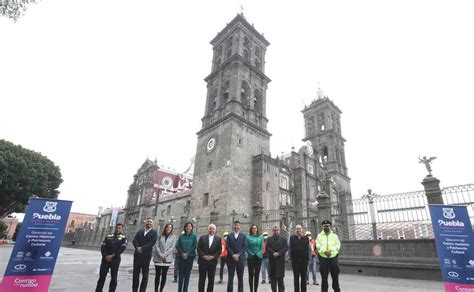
[230,210,249,227]
[363,189,378,240]
[192,215,200,236]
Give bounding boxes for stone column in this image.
[422,176,444,205]
[252,203,264,230]
[317,192,331,225]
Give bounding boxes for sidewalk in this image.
[0,246,444,291]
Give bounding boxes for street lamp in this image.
[192,215,200,236]
[362,189,379,240]
[230,209,249,224]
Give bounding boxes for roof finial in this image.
[240,4,244,15]
[317,82,325,99]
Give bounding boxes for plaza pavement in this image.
[0,246,443,291]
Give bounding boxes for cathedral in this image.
[121,14,353,238]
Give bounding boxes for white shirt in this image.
[144,228,152,237]
[208,235,214,248]
[234,232,240,239]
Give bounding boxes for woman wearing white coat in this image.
[153,223,177,292]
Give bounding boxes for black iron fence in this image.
[338,184,474,240]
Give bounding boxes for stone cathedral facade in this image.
[119,14,354,238]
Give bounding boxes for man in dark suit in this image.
[197,224,222,292]
[226,220,248,292]
[267,225,288,292]
[132,217,158,292]
[289,224,311,292]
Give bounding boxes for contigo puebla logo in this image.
[438,208,464,227]
[443,208,456,219]
[32,213,61,220]
[31,201,62,220]
[43,201,57,212]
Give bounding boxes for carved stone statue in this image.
[418,156,437,176]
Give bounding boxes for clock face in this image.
[206,137,216,152]
[161,176,173,189]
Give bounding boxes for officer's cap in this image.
[321,220,332,226]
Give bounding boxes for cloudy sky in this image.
[2,0,473,214]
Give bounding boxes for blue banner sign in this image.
[429,204,474,291]
[1,198,72,292]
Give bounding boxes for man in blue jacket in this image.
[132,217,158,292]
[226,220,248,292]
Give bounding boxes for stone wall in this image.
[339,239,441,280]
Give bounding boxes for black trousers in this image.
[227,259,245,292]
[291,260,308,292]
[247,257,262,292]
[219,256,227,281]
[318,255,340,292]
[178,256,194,292]
[198,260,217,292]
[132,254,152,292]
[96,258,121,292]
[270,276,285,292]
[154,265,169,292]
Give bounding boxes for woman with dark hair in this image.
[176,222,197,292]
[247,224,264,292]
[153,223,176,292]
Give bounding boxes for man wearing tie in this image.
[197,224,222,292]
[132,217,158,292]
[226,220,248,292]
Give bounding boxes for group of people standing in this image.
[95,217,341,292]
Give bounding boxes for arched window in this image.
[322,146,329,163]
[208,89,217,113]
[226,36,233,58]
[240,81,250,107]
[254,46,261,58]
[243,49,249,62]
[254,58,261,69]
[253,89,262,113]
[222,81,230,103]
[243,37,250,49]
[226,36,233,48]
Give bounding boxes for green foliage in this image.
[0,139,63,217]
[0,220,7,237]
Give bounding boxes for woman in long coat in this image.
[153,223,177,292]
[266,225,288,292]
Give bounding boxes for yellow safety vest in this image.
[316,230,340,258]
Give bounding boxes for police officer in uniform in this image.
[95,223,128,292]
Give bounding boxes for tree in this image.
[0,0,40,22]
[0,139,63,218]
[0,220,7,239]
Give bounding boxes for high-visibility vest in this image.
[310,239,316,256]
[220,238,227,257]
[316,230,341,258]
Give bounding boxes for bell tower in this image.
[302,88,353,234]
[191,14,271,223]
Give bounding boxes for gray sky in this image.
[2,0,473,214]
